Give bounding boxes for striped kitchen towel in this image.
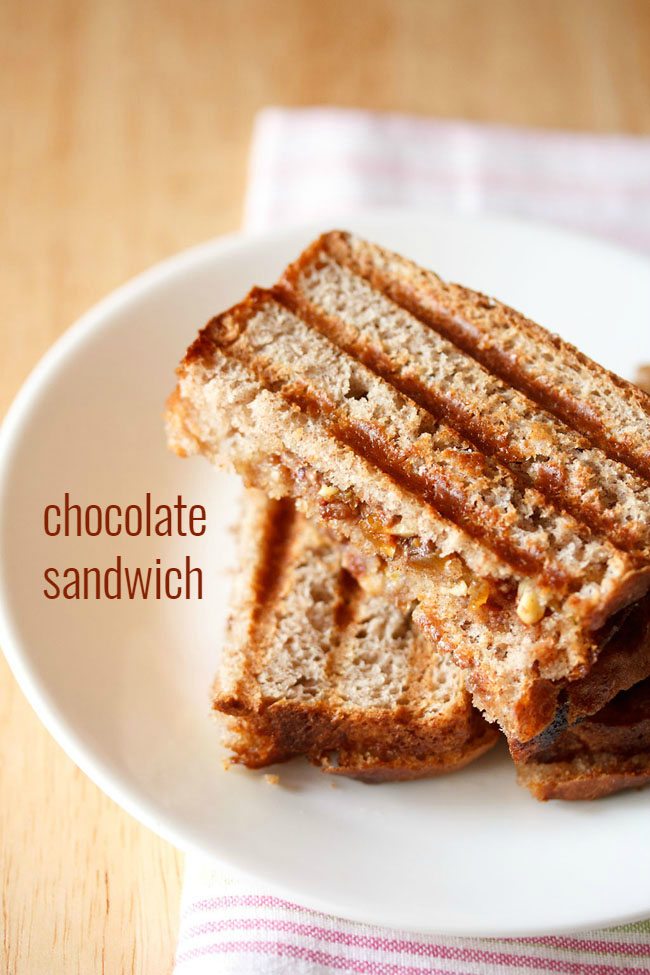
[175,108,650,974]
[175,863,650,974]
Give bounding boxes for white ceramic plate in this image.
[1,209,650,937]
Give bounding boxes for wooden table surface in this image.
[1,0,649,971]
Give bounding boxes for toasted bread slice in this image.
[517,678,650,800]
[280,233,650,557]
[168,232,650,742]
[213,492,497,780]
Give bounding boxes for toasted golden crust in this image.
[219,699,497,781]
[169,311,649,741]
[318,723,498,782]
[517,753,650,801]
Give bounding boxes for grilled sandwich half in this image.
[213,492,498,781]
[169,231,650,745]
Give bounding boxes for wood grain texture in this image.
[1,0,648,971]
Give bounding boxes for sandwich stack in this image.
[167,231,650,800]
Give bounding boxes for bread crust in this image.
[517,753,650,801]
[217,697,497,781]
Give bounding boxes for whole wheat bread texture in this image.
[167,231,650,743]
[517,678,650,800]
[213,492,498,781]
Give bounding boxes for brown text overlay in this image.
[43,494,205,600]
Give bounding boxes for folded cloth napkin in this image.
[174,107,650,975]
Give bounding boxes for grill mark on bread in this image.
[249,497,298,629]
[244,496,300,685]
[276,385,542,578]
[278,246,650,557]
[217,315,545,574]
[319,230,650,482]
[324,568,364,693]
[332,568,362,630]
